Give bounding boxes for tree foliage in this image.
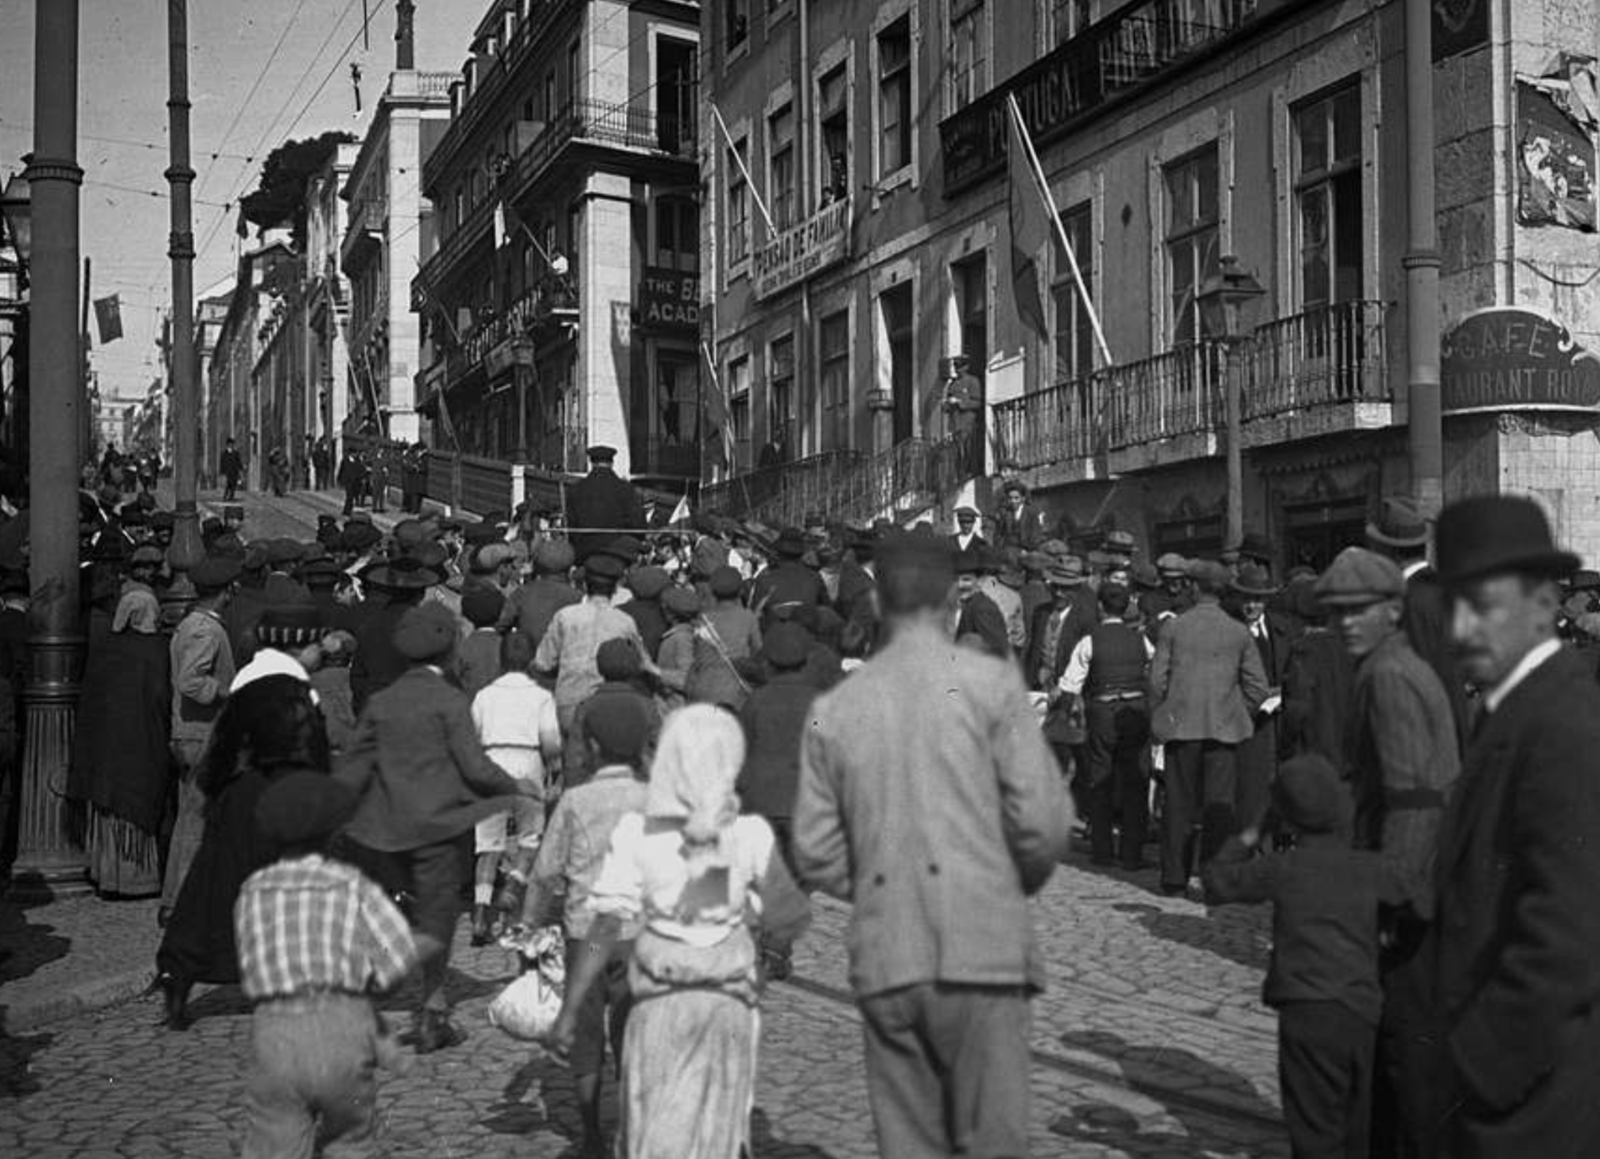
[239,130,358,247]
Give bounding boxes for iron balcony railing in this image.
[415,193,495,300]
[699,449,865,525]
[1245,299,1389,419]
[508,97,697,193]
[994,343,1227,471]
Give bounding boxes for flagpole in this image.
[711,103,776,238]
[1006,94,1113,367]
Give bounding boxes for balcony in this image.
[699,449,866,525]
[940,0,1260,192]
[993,300,1391,478]
[505,97,697,197]
[630,435,701,481]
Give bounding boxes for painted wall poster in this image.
[1517,82,1597,232]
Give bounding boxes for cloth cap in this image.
[189,555,242,592]
[586,444,618,462]
[242,543,270,572]
[596,637,642,681]
[582,693,653,760]
[342,524,381,552]
[299,557,342,585]
[266,538,303,567]
[1046,556,1086,586]
[762,622,810,670]
[532,538,575,574]
[392,602,460,661]
[1039,538,1071,560]
[585,553,626,582]
[461,584,506,628]
[662,586,701,618]
[1185,559,1231,589]
[954,506,978,520]
[1272,754,1353,835]
[1434,495,1579,585]
[472,543,515,573]
[129,544,165,566]
[690,536,729,579]
[708,565,744,598]
[1103,530,1136,554]
[393,519,430,550]
[1313,547,1404,607]
[255,771,356,848]
[603,535,646,561]
[1002,478,1029,497]
[628,566,671,599]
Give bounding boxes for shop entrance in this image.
[1282,496,1368,572]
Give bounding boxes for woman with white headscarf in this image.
[547,704,810,1159]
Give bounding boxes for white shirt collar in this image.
[1402,559,1429,581]
[1483,637,1562,714]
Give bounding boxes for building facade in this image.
[341,70,454,445]
[411,0,701,488]
[305,143,359,474]
[703,0,1600,566]
[195,284,232,488]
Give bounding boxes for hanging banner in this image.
[1441,308,1600,414]
[1517,81,1597,232]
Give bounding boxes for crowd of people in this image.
[1,440,1597,1158]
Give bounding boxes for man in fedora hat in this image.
[565,445,646,566]
[1315,546,1461,1157]
[1366,494,1467,753]
[1028,555,1095,691]
[992,478,1046,555]
[349,556,446,716]
[1149,560,1270,895]
[1231,563,1291,832]
[1421,494,1600,1157]
[953,550,1011,659]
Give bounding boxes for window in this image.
[726,0,750,49]
[768,104,796,230]
[1051,202,1095,381]
[817,65,849,204]
[727,137,751,267]
[819,310,851,450]
[655,197,699,271]
[950,0,986,112]
[544,70,557,120]
[768,334,796,457]
[1165,146,1220,343]
[1294,84,1362,308]
[729,356,752,470]
[1052,0,1092,46]
[880,283,915,443]
[953,253,988,380]
[877,17,912,178]
[453,184,465,232]
[567,40,581,105]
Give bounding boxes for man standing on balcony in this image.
[566,445,646,565]
[941,355,985,478]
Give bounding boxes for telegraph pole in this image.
[166,0,203,588]
[13,0,87,896]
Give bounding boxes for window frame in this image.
[948,0,988,116]
[1050,201,1096,383]
[725,133,752,276]
[1163,145,1221,346]
[817,308,852,452]
[873,13,914,187]
[1291,82,1363,311]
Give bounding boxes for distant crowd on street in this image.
[0,436,1596,1159]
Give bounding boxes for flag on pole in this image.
[698,341,731,471]
[668,492,690,526]
[1006,101,1051,343]
[93,294,124,344]
[493,201,507,250]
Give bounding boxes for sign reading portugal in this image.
[1440,307,1600,414]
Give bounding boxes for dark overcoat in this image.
[566,466,646,562]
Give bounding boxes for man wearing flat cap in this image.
[565,445,646,565]
[1421,495,1600,1157]
[1315,545,1461,1156]
[338,602,535,1053]
[497,537,581,646]
[161,555,241,920]
[948,506,988,569]
[1148,558,1269,895]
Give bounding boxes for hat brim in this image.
[1439,549,1581,586]
[1230,581,1281,598]
[1364,520,1429,550]
[358,562,446,591]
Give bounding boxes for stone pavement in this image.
[1,844,1290,1157]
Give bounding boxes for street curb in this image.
[4,966,156,1036]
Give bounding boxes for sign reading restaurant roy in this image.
[754,199,851,299]
[1440,307,1600,414]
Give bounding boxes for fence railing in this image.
[698,449,865,525]
[1244,299,1389,420]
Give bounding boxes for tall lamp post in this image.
[1196,255,1266,554]
[12,0,87,898]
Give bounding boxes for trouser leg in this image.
[407,837,469,1014]
[1198,741,1239,868]
[1161,741,1201,888]
[1278,1001,1374,1159]
[925,984,1033,1159]
[1084,701,1118,863]
[858,985,950,1159]
[1113,702,1151,867]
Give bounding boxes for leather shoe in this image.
[414,1010,467,1055]
[157,972,192,1030]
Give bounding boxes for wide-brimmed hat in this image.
[1366,496,1430,551]
[1231,563,1280,598]
[1435,495,1579,585]
[359,556,446,592]
[1314,547,1403,607]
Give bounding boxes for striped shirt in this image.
[234,854,418,1001]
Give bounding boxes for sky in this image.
[0,0,484,401]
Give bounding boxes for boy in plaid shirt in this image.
[235,772,418,1159]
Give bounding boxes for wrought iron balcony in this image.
[1245,299,1389,420]
[506,97,697,196]
[699,449,866,525]
[940,0,1260,192]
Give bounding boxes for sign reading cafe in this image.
[1440,308,1600,414]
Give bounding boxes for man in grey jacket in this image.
[794,531,1072,1158]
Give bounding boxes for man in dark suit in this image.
[566,445,646,564]
[948,506,988,566]
[1366,495,1468,755]
[1027,557,1096,691]
[953,551,1010,659]
[1231,563,1290,831]
[751,527,827,622]
[1423,495,1600,1157]
[1149,560,1269,894]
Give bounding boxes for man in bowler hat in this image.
[1423,494,1600,1157]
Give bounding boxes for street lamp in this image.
[0,165,32,279]
[1196,255,1266,555]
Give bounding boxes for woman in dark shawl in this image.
[152,673,330,1029]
